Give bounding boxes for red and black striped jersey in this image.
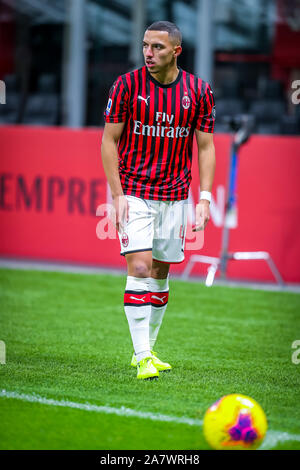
[104,66,215,201]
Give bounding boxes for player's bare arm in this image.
[193,129,216,232]
[101,122,129,232]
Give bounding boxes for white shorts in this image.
[118,195,188,263]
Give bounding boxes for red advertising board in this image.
[0,126,299,282]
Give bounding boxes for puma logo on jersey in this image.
[130,295,146,302]
[138,95,150,105]
[151,295,167,303]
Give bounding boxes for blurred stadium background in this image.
[0,0,300,131]
[1,0,300,452]
[0,0,300,284]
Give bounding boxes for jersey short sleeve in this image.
[195,82,215,133]
[104,76,129,123]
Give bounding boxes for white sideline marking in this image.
[1,389,300,449]
[260,430,300,450]
[0,390,202,427]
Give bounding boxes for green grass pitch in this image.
[0,267,300,450]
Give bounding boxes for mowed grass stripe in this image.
[1,389,300,450]
[0,394,203,450]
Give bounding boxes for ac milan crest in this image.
[182,94,191,110]
[121,232,129,247]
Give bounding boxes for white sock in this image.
[148,276,169,350]
[124,276,152,363]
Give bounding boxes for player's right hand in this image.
[192,200,210,231]
[113,195,129,233]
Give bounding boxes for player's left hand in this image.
[192,200,210,231]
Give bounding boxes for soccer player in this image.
[101,21,215,380]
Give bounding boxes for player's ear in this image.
[174,45,182,57]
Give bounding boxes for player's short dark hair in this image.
[146,21,182,45]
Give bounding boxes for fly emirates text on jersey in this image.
[133,112,191,138]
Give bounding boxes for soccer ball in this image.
[203,394,267,450]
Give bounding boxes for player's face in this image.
[142,30,181,74]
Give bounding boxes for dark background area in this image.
[0,0,299,133]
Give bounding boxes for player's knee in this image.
[130,262,151,278]
[151,262,170,279]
